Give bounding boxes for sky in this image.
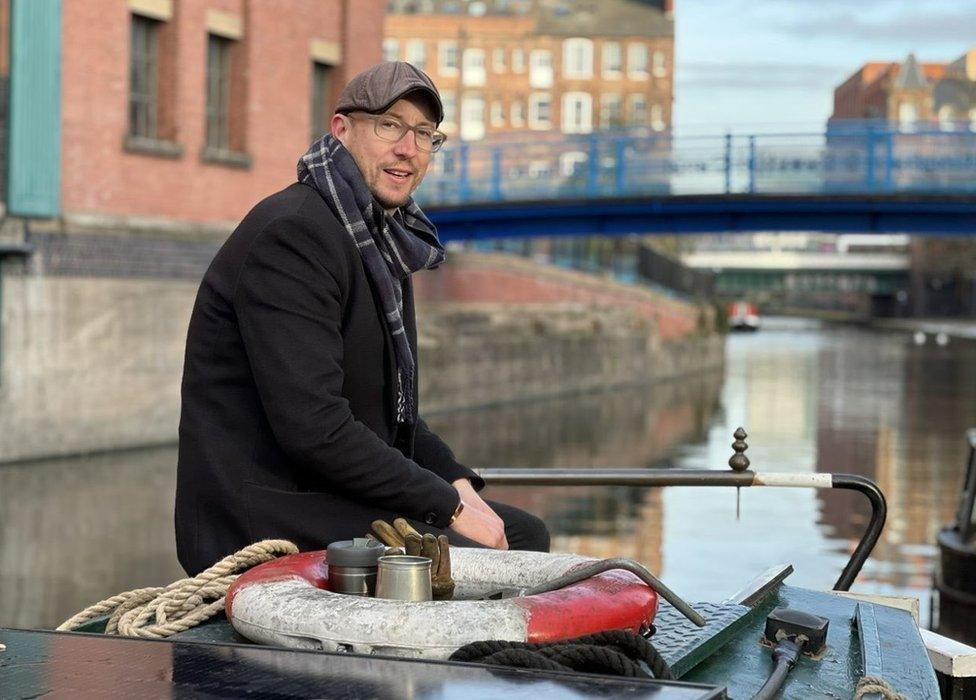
[674,0,976,135]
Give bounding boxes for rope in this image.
[449,630,673,680]
[56,539,298,638]
[853,675,910,700]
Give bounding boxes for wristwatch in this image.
[448,499,465,525]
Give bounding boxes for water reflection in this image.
[0,447,184,629]
[2,321,972,631]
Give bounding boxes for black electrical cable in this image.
[518,557,706,627]
[751,637,806,700]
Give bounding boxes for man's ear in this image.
[331,113,350,143]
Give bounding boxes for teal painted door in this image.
[8,0,61,217]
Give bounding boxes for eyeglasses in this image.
[348,113,447,153]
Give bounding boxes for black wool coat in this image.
[175,182,481,575]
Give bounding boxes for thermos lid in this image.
[327,538,386,567]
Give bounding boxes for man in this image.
[175,62,549,575]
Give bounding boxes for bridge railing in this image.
[417,121,976,206]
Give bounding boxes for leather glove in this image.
[370,518,455,600]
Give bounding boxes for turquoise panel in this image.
[683,585,940,699]
[8,0,62,217]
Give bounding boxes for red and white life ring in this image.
[227,547,659,659]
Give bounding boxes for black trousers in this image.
[391,499,550,552]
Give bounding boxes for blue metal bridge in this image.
[419,122,976,240]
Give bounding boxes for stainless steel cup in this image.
[375,555,432,601]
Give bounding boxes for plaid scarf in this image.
[298,134,445,424]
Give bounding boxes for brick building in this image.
[830,51,973,127]
[383,0,674,141]
[933,49,976,127]
[0,0,386,463]
[7,0,385,226]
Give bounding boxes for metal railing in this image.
[418,121,976,206]
[955,429,976,542]
[474,466,886,592]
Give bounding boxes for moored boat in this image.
[728,300,761,331]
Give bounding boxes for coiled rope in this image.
[448,630,673,679]
[56,539,298,638]
[853,675,909,700]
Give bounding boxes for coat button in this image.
[424,512,437,525]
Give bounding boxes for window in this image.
[528,92,551,130]
[562,38,593,79]
[529,49,553,87]
[600,93,622,128]
[461,49,485,87]
[462,48,486,86]
[628,43,648,78]
[561,92,592,134]
[938,105,955,131]
[461,94,485,140]
[629,94,647,125]
[406,39,426,70]
[206,34,232,150]
[441,90,458,129]
[652,50,667,78]
[129,15,160,139]
[493,47,506,73]
[650,103,665,131]
[511,100,525,127]
[310,61,334,143]
[898,102,917,130]
[490,100,505,127]
[512,48,525,72]
[439,41,459,74]
[528,160,551,178]
[383,38,399,62]
[559,151,587,177]
[127,11,178,153]
[602,42,622,77]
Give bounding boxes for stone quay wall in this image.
[0,226,723,463]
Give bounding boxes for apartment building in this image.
[384,0,674,141]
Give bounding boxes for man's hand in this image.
[451,478,508,550]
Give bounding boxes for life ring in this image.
[227,547,659,659]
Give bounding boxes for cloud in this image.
[774,6,976,44]
[678,61,849,90]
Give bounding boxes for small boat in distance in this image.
[727,301,760,332]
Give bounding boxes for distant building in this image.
[831,48,976,130]
[383,0,674,141]
[831,53,947,125]
[933,49,976,128]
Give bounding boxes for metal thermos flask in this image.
[326,538,386,596]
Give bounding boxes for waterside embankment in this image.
[0,232,723,463]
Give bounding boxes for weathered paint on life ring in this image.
[227,548,659,659]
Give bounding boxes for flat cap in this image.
[335,61,444,124]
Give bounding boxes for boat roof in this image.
[0,626,723,699]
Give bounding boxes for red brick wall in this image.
[415,252,704,341]
[60,0,385,224]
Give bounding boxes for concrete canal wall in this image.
[0,224,723,463]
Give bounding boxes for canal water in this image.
[2,319,973,629]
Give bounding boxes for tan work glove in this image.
[370,518,455,600]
